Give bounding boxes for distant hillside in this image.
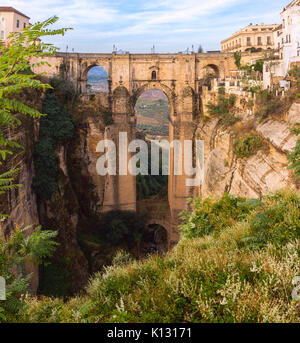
[140,89,167,99]
[136,90,170,135]
[87,66,108,82]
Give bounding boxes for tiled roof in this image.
[0,7,30,19]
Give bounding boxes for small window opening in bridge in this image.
[135,89,170,201]
[140,224,168,256]
[203,64,220,79]
[151,70,157,80]
[87,66,109,94]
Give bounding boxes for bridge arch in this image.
[79,64,110,94]
[140,221,170,255]
[203,64,220,78]
[131,83,175,118]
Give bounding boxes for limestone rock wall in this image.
[197,102,299,199]
[0,117,40,291]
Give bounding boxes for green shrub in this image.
[234,134,266,159]
[288,123,300,179]
[179,193,261,239]
[112,250,134,268]
[255,90,286,121]
[249,190,300,246]
[181,190,299,247]
[206,89,240,126]
[234,52,242,69]
[0,226,57,322]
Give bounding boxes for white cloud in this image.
[0,0,284,52]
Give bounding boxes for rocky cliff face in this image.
[0,94,109,294]
[38,97,109,294]
[197,102,300,199]
[0,115,40,291]
[1,90,299,294]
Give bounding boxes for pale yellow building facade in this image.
[0,7,30,45]
[221,23,279,53]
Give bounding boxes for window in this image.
[247,37,251,46]
[23,23,26,28]
[16,19,19,28]
[151,71,157,80]
[257,37,262,45]
[0,31,4,40]
[267,36,271,45]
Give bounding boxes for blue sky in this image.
[3,0,289,53]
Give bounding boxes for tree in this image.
[234,52,242,69]
[0,16,71,218]
[0,17,71,321]
[198,45,204,53]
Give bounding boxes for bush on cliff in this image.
[206,88,240,126]
[233,134,266,159]
[21,190,300,323]
[288,123,300,180]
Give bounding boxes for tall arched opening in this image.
[134,88,171,202]
[86,66,109,93]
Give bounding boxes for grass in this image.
[15,189,300,324]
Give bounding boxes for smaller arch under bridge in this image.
[137,198,178,249]
[40,52,238,244]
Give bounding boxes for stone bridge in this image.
[36,51,238,243]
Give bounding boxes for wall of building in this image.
[221,24,277,52]
[0,10,29,43]
[281,1,300,74]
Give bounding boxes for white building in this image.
[280,0,300,74]
[0,7,30,45]
[264,0,300,87]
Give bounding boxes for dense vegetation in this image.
[0,227,57,322]
[233,134,266,159]
[206,88,240,126]
[33,92,74,200]
[288,123,300,179]
[6,189,298,323]
[0,17,70,322]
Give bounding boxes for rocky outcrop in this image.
[198,102,299,199]
[256,119,297,153]
[0,117,40,291]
